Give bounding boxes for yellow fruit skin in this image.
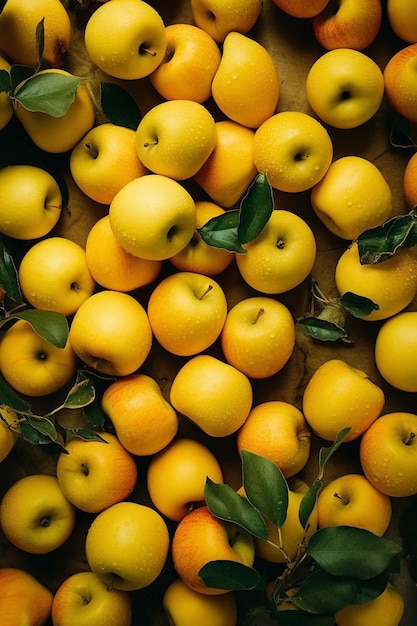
[375,311,417,392]
[15,70,95,154]
[0,0,71,67]
[163,578,238,626]
[0,56,13,131]
[211,32,279,128]
[0,406,19,462]
[0,567,53,626]
[335,242,417,321]
[335,583,404,626]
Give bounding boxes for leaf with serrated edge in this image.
[199,560,262,591]
[242,450,289,528]
[238,173,274,244]
[204,478,268,540]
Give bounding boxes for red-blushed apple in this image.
[384,43,417,123]
[171,505,255,595]
[312,0,382,51]
[1,567,53,626]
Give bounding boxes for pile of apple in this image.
[1,0,417,625]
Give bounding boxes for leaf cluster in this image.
[200,429,402,624]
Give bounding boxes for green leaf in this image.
[0,68,11,93]
[204,478,268,540]
[13,72,85,117]
[339,292,379,318]
[307,526,402,579]
[10,309,69,347]
[357,211,417,264]
[0,373,32,412]
[19,419,66,453]
[318,428,351,477]
[83,397,106,429]
[10,64,37,91]
[100,82,142,130]
[35,18,45,69]
[276,611,335,626]
[198,209,246,253]
[67,427,107,442]
[298,478,323,530]
[0,0,7,13]
[238,173,274,244]
[292,569,361,615]
[242,450,289,528]
[63,374,96,410]
[298,317,352,343]
[389,111,417,149]
[350,569,390,605]
[399,502,417,555]
[25,414,58,440]
[0,238,23,302]
[198,559,262,591]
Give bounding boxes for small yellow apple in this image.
[253,111,333,192]
[56,432,138,513]
[302,358,385,442]
[18,236,96,316]
[101,373,178,456]
[312,0,382,51]
[172,505,255,595]
[70,123,148,205]
[109,174,196,261]
[0,319,77,397]
[0,164,62,240]
[163,578,238,626]
[374,311,417,392]
[85,501,170,591]
[69,290,153,377]
[0,406,19,463]
[84,0,167,80]
[146,437,224,522]
[235,209,317,294]
[220,296,296,379]
[52,571,132,626]
[135,99,217,180]
[147,271,228,357]
[170,354,253,437]
[150,23,221,103]
[237,401,311,478]
[359,411,417,497]
[317,473,392,536]
[190,0,263,43]
[0,474,76,554]
[0,567,53,626]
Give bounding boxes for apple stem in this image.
[85,142,98,159]
[333,492,349,505]
[253,307,265,324]
[81,463,89,476]
[140,46,157,57]
[143,140,158,147]
[405,432,416,446]
[40,515,51,527]
[196,284,213,300]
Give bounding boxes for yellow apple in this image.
[190,0,263,42]
[136,99,217,180]
[335,582,404,626]
[0,406,19,463]
[193,120,258,208]
[68,290,153,377]
[85,215,162,292]
[52,571,132,626]
[14,69,96,154]
[387,0,417,43]
[312,0,382,51]
[150,23,221,103]
[0,55,13,131]
[253,477,318,564]
[0,0,71,67]
[146,437,224,522]
[56,432,138,514]
[374,311,417,392]
[1,567,53,626]
[403,151,417,209]
[163,578,238,626]
[335,241,417,321]
[211,32,280,129]
[147,271,228,357]
[0,474,76,554]
[101,373,178,456]
[220,296,296,379]
[384,43,417,123]
[109,174,196,261]
[69,123,148,205]
[172,505,255,595]
[169,201,235,276]
[302,358,385,442]
[0,319,77,397]
[235,209,317,294]
[310,155,393,240]
[170,354,253,437]
[0,164,62,240]
[85,501,170,591]
[237,401,311,478]
[317,473,392,536]
[84,0,166,80]
[18,236,96,316]
[253,111,333,192]
[271,0,328,17]
[359,411,417,497]
[306,48,385,129]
